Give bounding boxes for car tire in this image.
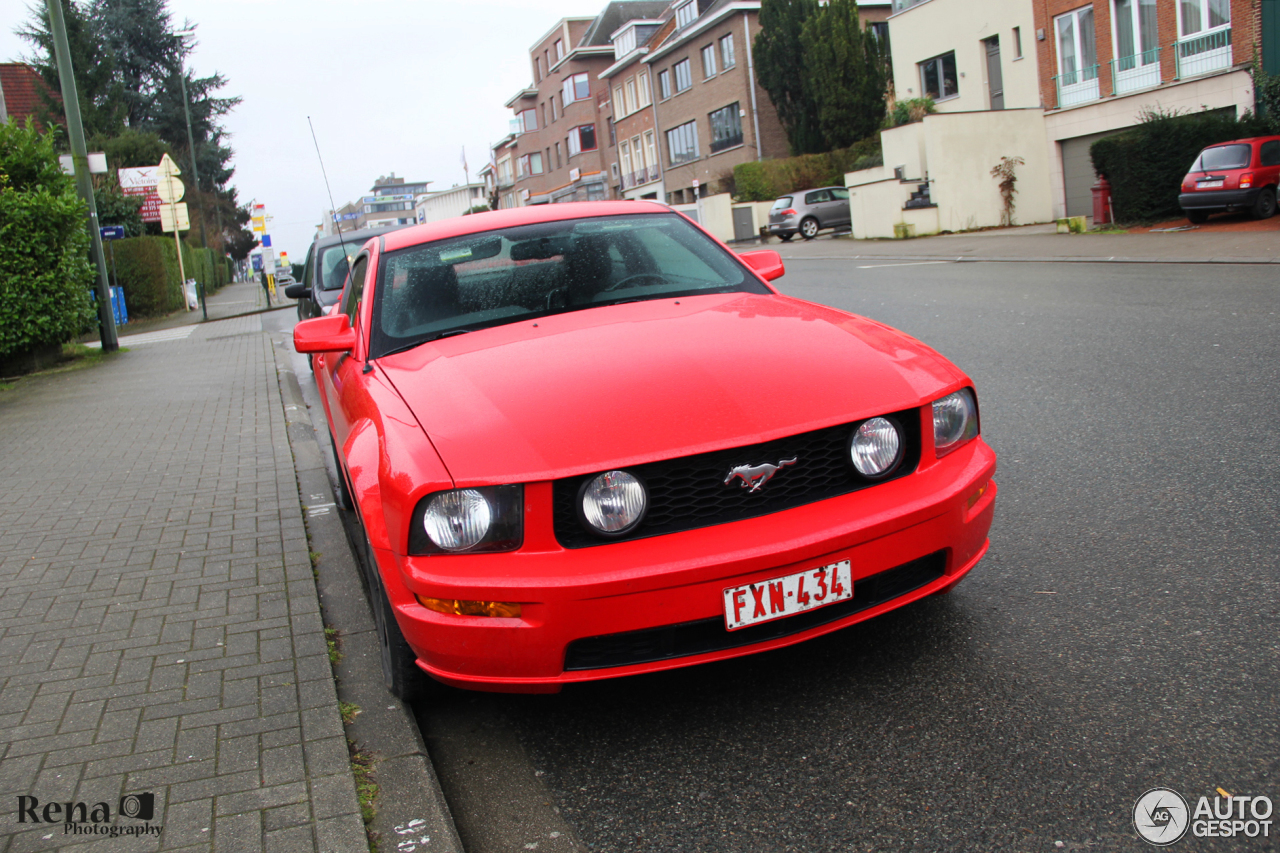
[1185,209,1210,224]
[1249,187,1276,220]
[370,561,429,703]
[329,434,354,511]
[779,233,794,242]
[800,218,819,240]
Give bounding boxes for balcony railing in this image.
[1175,27,1232,79]
[1053,64,1101,108]
[620,166,660,190]
[1110,47,1162,94]
[710,132,744,154]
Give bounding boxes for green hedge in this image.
[0,121,96,360]
[1091,108,1270,222]
[112,236,183,317]
[734,135,882,201]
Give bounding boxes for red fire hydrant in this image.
[1091,175,1112,225]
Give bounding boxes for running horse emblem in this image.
[723,457,798,493]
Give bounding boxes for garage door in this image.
[1060,129,1131,218]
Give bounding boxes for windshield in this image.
[368,212,768,360]
[1190,144,1251,173]
[320,242,363,291]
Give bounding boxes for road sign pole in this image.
[47,0,117,351]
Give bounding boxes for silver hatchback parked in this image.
[768,186,852,241]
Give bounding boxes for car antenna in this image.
[306,116,354,291]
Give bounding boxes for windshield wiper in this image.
[376,329,473,360]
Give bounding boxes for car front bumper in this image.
[1179,188,1260,210]
[376,437,997,693]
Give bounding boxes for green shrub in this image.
[112,236,182,316]
[1091,108,1270,222]
[886,97,936,129]
[732,134,882,201]
[0,121,96,360]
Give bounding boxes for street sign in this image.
[118,166,162,223]
[252,255,263,271]
[160,202,190,232]
[251,216,266,233]
[157,152,181,177]
[261,234,272,248]
[99,225,126,241]
[155,172,184,204]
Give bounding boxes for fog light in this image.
[415,596,522,618]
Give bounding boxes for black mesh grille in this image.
[564,551,947,671]
[553,409,920,548]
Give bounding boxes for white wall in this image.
[415,184,487,224]
[889,0,1040,113]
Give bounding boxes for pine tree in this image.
[753,0,825,156]
[800,0,887,150]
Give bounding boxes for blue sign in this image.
[261,234,272,247]
[251,255,263,271]
[99,225,126,241]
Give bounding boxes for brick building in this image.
[600,14,668,200]
[1034,0,1261,217]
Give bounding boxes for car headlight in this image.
[932,389,979,457]
[409,485,523,554]
[850,417,903,477]
[579,470,647,536]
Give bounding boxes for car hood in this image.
[377,293,966,484]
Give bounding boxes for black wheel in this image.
[1250,187,1276,220]
[800,217,819,240]
[370,563,429,703]
[779,233,794,243]
[1185,209,1210,224]
[329,434,354,511]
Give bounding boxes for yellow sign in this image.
[160,202,190,232]
[251,216,266,233]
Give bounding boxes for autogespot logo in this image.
[1134,788,1190,846]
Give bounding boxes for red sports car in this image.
[293,201,996,697]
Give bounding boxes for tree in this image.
[754,0,825,156]
[90,0,185,128]
[800,0,887,149]
[17,0,126,139]
[0,120,96,363]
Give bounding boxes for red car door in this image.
[317,252,374,458]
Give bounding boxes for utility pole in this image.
[47,0,117,351]
[177,31,208,319]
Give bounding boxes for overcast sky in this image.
[2,0,605,260]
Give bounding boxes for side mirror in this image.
[294,313,355,354]
[739,249,785,281]
[284,283,308,299]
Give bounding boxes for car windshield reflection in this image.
[368,213,766,359]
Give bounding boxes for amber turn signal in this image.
[415,596,522,618]
[966,483,988,509]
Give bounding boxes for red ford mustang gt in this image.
[292,201,996,697]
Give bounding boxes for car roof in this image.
[313,223,408,251]
[381,201,675,253]
[1203,136,1280,148]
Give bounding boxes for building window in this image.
[666,120,699,165]
[709,103,743,153]
[615,27,636,58]
[1112,0,1160,91]
[1012,26,1022,58]
[613,86,627,118]
[720,34,736,69]
[620,139,633,179]
[1055,6,1099,105]
[568,124,597,157]
[1176,0,1231,75]
[555,142,562,169]
[535,57,542,82]
[701,44,717,78]
[608,117,616,146]
[518,109,537,133]
[869,22,889,44]
[644,130,658,175]
[550,95,557,122]
[675,0,697,29]
[554,39,564,61]
[563,72,590,104]
[637,72,651,107]
[659,69,672,99]
[625,78,637,114]
[674,58,692,93]
[518,153,544,176]
[918,51,958,100]
[1179,0,1230,37]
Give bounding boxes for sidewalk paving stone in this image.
[0,281,366,851]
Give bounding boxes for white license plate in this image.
[1197,179,1225,189]
[723,560,853,631]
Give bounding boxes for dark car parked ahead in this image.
[1178,136,1280,223]
[287,224,408,321]
[768,187,852,241]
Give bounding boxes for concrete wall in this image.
[890,0,1041,112]
[846,108,1053,238]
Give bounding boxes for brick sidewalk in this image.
[0,315,365,851]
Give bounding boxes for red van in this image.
[1178,136,1280,223]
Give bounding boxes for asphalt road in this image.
[285,258,1280,852]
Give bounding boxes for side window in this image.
[340,256,369,323]
[830,188,850,201]
[1260,140,1280,167]
[301,244,316,289]
[805,190,830,204]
